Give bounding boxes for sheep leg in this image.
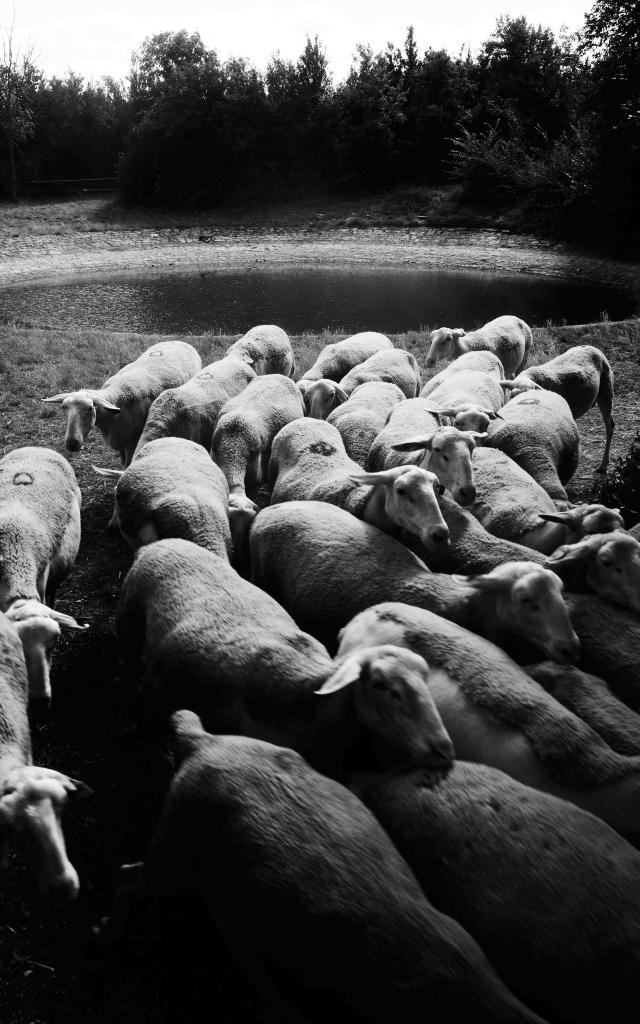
[595,363,616,473]
[91,862,145,947]
[596,411,615,474]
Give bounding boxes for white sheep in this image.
[339,601,640,846]
[485,389,580,501]
[43,340,202,467]
[268,418,450,553]
[132,356,256,457]
[0,446,81,610]
[249,500,579,664]
[211,373,304,512]
[527,661,640,757]
[326,381,406,465]
[0,609,90,899]
[297,331,394,386]
[500,344,615,472]
[545,530,640,614]
[93,438,233,560]
[366,398,486,506]
[469,447,621,554]
[225,324,295,377]
[338,347,421,398]
[354,759,640,1024]
[419,350,507,432]
[117,538,455,779]
[425,315,532,378]
[99,713,546,1024]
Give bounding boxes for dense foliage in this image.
[2,6,640,251]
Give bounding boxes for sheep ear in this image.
[315,656,362,695]
[93,396,120,412]
[453,572,505,593]
[42,393,70,404]
[492,409,505,420]
[392,433,435,453]
[48,609,89,631]
[546,543,588,567]
[539,510,581,528]
[452,328,465,338]
[332,385,349,405]
[422,404,459,418]
[64,777,94,801]
[466,431,488,443]
[92,465,123,480]
[348,470,400,487]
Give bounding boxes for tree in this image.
[0,20,40,199]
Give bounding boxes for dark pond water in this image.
[0,265,635,335]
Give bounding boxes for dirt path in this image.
[1,197,639,294]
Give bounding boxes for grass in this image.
[1,318,640,1023]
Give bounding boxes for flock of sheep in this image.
[2,314,640,1023]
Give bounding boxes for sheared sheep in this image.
[500,344,615,472]
[98,714,547,1024]
[297,331,393,386]
[426,315,532,378]
[527,661,640,757]
[339,602,640,845]
[326,381,406,465]
[268,418,450,552]
[225,324,295,377]
[43,340,202,467]
[366,398,485,505]
[0,446,81,610]
[117,538,455,779]
[299,378,350,419]
[211,373,304,512]
[486,389,580,500]
[545,530,640,614]
[469,447,621,553]
[249,501,579,664]
[132,356,255,457]
[354,759,640,1024]
[419,350,506,432]
[93,437,232,559]
[0,609,90,899]
[338,347,421,398]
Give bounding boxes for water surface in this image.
[0,265,634,335]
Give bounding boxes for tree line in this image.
[1,1,639,252]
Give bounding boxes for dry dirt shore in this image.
[1,196,640,295]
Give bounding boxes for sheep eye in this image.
[390,691,402,702]
[372,681,387,692]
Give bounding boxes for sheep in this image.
[563,593,640,711]
[366,398,486,506]
[132,356,256,457]
[225,324,295,377]
[211,373,304,512]
[326,381,406,465]
[98,713,547,1024]
[545,530,640,614]
[299,377,350,419]
[249,501,579,664]
[526,661,640,757]
[268,418,450,553]
[0,609,90,900]
[43,340,202,467]
[354,759,640,1024]
[425,315,532,378]
[499,345,615,472]
[297,331,394,386]
[0,446,81,610]
[338,601,640,845]
[629,521,640,542]
[93,438,233,560]
[6,599,87,713]
[338,347,421,398]
[469,447,621,554]
[419,350,507,432]
[485,389,580,500]
[117,538,455,780]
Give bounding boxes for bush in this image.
[599,431,640,528]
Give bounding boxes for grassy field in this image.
[1,318,639,1023]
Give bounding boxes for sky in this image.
[5,1,592,84]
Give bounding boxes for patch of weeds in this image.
[599,429,640,527]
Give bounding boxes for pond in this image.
[0,265,635,335]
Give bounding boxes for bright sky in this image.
[5,1,592,84]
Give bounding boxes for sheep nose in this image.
[557,639,580,665]
[66,439,81,452]
[457,485,476,505]
[426,359,435,369]
[431,526,450,547]
[46,867,80,902]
